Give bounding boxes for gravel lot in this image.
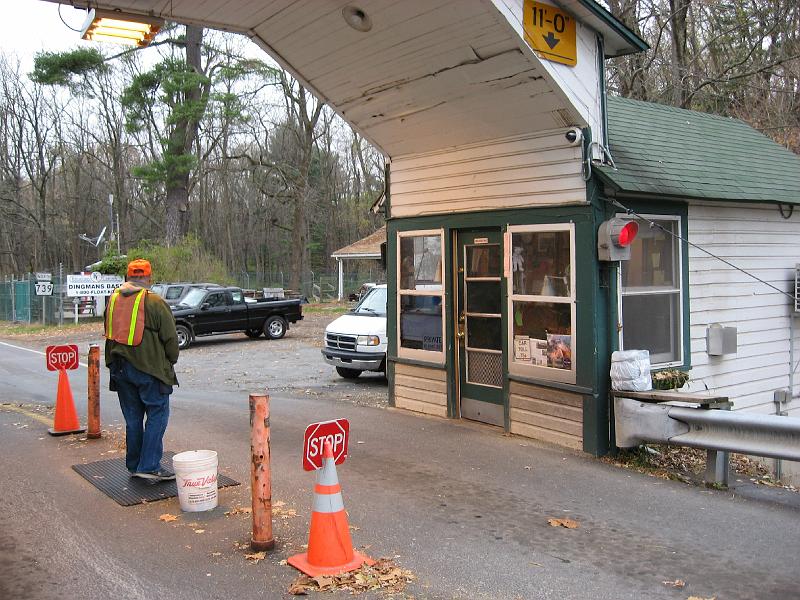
[0,309,389,408]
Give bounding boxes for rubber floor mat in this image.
[72,451,240,506]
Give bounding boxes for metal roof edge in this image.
[575,0,649,57]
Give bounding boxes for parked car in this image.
[151,282,220,306]
[171,286,303,349]
[322,284,387,378]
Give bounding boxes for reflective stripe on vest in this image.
[105,289,147,346]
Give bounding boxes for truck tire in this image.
[245,329,262,339]
[176,324,192,350]
[263,316,287,340]
[336,367,361,379]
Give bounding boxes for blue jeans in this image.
[111,360,172,473]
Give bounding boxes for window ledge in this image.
[389,355,446,370]
[508,373,592,395]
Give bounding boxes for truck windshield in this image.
[353,287,386,315]
[179,288,207,308]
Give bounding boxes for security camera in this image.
[565,127,582,146]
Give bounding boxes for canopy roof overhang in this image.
[48,0,644,157]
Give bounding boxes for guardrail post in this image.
[87,344,101,439]
[250,391,275,551]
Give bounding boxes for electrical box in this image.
[707,324,737,356]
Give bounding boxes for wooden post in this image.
[250,391,275,551]
[87,344,101,439]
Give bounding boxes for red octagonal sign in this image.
[303,418,349,471]
[46,344,80,371]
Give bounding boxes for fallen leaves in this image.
[194,529,206,534]
[548,518,579,529]
[244,551,267,563]
[287,558,414,595]
[662,579,686,588]
[224,505,253,517]
[687,597,715,600]
[158,513,179,523]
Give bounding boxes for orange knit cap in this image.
[127,259,152,277]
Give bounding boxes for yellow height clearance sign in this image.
[523,0,577,67]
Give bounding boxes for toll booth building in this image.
[69,0,800,455]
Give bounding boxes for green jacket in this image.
[105,282,179,386]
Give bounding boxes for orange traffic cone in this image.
[48,369,85,436]
[288,441,374,576]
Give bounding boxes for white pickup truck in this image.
[322,284,387,378]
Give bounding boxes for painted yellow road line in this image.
[0,403,53,427]
[0,341,89,367]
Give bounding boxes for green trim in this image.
[576,0,649,55]
[384,162,391,218]
[388,356,446,370]
[607,197,691,372]
[508,374,593,396]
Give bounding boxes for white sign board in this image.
[35,272,52,282]
[66,273,124,297]
[35,282,54,296]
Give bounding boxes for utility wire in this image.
[58,5,85,33]
[610,198,795,301]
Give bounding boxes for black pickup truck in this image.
[170,286,303,349]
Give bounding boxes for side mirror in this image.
[201,302,211,310]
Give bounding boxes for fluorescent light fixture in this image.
[81,9,163,47]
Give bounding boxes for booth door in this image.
[456,229,504,426]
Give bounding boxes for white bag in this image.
[610,350,652,391]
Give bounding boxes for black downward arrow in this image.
[543,32,560,50]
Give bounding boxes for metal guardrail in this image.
[615,397,800,461]
[615,397,800,484]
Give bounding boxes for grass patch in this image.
[0,319,103,336]
[302,303,351,315]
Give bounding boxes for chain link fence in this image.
[0,271,68,325]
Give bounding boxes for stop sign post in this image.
[303,418,349,471]
[46,345,80,371]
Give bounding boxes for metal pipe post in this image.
[249,391,275,551]
[87,344,101,439]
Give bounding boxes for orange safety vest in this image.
[105,288,147,346]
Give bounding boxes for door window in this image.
[397,230,444,361]
[205,292,228,308]
[507,224,576,383]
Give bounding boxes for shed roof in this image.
[331,226,386,259]
[597,96,800,205]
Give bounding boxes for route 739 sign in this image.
[302,418,350,471]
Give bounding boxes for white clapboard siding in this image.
[509,380,583,450]
[687,202,800,413]
[394,363,448,418]
[390,130,586,217]
[491,0,602,142]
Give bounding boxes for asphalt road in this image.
[1,332,800,599]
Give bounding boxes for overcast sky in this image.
[1,2,97,67]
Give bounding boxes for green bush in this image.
[95,236,234,285]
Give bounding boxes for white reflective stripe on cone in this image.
[313,491,345,513]
[317,457,338,486]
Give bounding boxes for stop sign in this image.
[46,345,80,371]
[303,418,349,471]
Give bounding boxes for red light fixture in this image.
[598,218,639,261]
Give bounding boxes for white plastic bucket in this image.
[172,450,219,512]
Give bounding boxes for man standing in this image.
[105,259,179,480]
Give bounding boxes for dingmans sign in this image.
[66,272,124,297]
[302,418,350,471]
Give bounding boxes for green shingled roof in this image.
[596,96,800,205]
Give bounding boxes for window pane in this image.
[400,235,442,291]
[400,295,442,352]
[622,219,677,289]
[467,316,502,350]
[511,301,572,369]
[511,231,571,296]
[622,292,681,363]
[467,281,501,314]
[166,286,183,299]
[466,244,501,277]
